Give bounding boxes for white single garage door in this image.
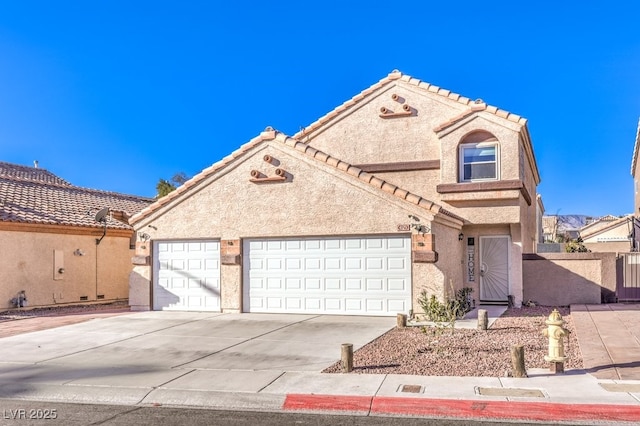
[154,240,221,311]
[243,236,411,316]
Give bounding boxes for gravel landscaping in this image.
[323,306,583,377]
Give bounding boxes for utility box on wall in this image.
[53,250,64,280]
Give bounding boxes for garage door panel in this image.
[366,278,384,291]
[388,299,408,311]
[366,258,384,270]
[388,257,408,270]
[324,258,341,270]
[366,238,384,249]
[305,240,322,250]
[345,258,363,270]
[267,258,283,270]
[267,278,283,289]
[388,278,408,292]
[286,258,301,270]
[305,258,322,270]
[285,298,302,309]
[154,240,221,312]
[366,299,384,312]
[305,298,321,310]
[345,239,362,250]
[243,236,411,316]
[325,278,341,290]
[325,299,341,311]
[345,299,363,312]
[346,278,363,291]
[305,278,321,290]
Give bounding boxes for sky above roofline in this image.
[0,1,638,217]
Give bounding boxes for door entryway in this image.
[479,236,510,303]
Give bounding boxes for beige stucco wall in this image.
[301,84,464,165]
[1,229,133,309]
[584,241,631,253]
[133,141,463,313]
[522,253,617,306]
[411,222,464,315]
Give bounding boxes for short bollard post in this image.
[477,309,488,330]
[511,344,527,378]
[397,313,407,329]
[341,343,353,373]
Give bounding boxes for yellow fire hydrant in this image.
[542,308,570,373]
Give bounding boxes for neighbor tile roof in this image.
[131,128,464,225]
[0,162,153,230]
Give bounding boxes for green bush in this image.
[418,287,474,323]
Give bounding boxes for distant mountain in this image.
[555,215,595,231]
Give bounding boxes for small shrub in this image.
[418,286,474,333]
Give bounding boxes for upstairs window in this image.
[460,142,499,182]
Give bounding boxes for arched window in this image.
[458,131,499,182]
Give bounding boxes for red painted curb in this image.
[284,394,640,422]
[283,394,372,412]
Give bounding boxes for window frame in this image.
[459,141,500,183]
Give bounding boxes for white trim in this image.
[459,141,500,182]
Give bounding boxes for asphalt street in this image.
[0,399,572,426]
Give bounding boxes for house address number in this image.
[397,224,411,232]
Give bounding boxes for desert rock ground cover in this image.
[323,306,582,377]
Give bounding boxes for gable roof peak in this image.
[294,71,527,141]
[131,128,464,226]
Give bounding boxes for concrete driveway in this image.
[0,311,394,401]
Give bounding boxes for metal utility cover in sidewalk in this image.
[476,387,545,398]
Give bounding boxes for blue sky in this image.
[1,1,639,217]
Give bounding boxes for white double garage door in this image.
[154,235,411,316]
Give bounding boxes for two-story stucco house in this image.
[128,71,541,316]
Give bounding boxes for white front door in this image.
[479,236,510,302]
[243,235,411,316]
[153,240,221,311]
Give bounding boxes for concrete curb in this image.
[283,394,640,423]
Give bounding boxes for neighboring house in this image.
[542,215,597,242]
[129,70,541,316]
[0,162,153,309]
[579,215,634,253]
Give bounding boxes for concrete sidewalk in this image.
[572,304,640,380]
[0,306,639,424]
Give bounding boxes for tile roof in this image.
[294,70,527,141]
[130,128,464,226]
[0,162,153,230]
[0,161,71,186]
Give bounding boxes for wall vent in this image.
[80,296,89,301]
[97,295,105,300]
